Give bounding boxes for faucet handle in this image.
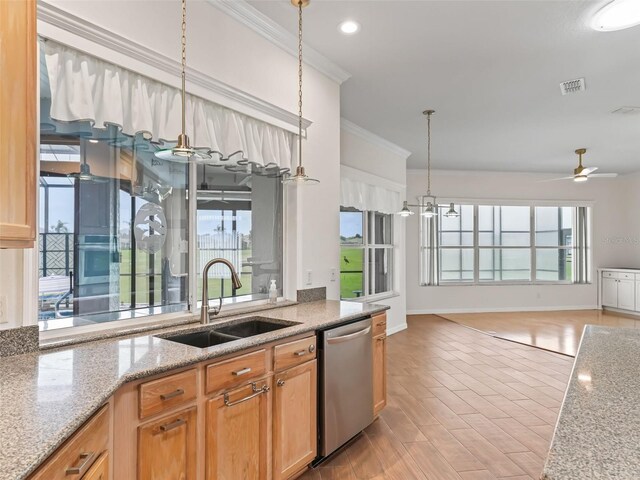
[210,297,223,317]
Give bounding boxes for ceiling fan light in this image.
[574,175,588,183]
[444,203,460,218]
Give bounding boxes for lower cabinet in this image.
[206,379,271,480]
[273,360,317,480]
[138,407,197,480]
[82,452,109,480]
[373,333,387,415]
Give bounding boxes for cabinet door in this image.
[636,281,640,313]
[0,0,37,248]
[602,277,618,307]
[618,279,635,311]
[373,334,387,416]
[138,407,197,480]
[206,379,271,480]
[82,452,109,480]
[273,360,317,480]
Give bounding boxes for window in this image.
[340,208,394,300]
[421,203,591,285]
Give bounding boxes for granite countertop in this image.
[542,325,640,479]
[0,300,388,480]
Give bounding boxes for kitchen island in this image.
[542,325,640,479]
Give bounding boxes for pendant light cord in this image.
[426,112,432,197]
[297,0,303,169]
[181,0,187,137]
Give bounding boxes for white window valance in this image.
[42,39,293,169]
[340,175,400,215]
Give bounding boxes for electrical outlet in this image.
[0,295,7,324]
[306,270,312,285]
[330,268,337,282]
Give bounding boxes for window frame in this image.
[340,208,396,302]
[421,200,592,287]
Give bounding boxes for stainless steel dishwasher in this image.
[318,317,373,458]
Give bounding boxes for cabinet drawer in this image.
[139,368,197,419]
[274,336,316,371]
[372,313,387,337]
[620,272,635,280]
[82,451,109,480]
[206,349,267,394]
[602,271,617,279]
[29,405,109,480]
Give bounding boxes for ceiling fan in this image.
[545,148,617,182]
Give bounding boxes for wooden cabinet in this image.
[0,0,37,249]
[29,404,111,480]
[273,360,317,480]
[139,368,197,419]
[206,379,271,480]
[138,407,197,480]
[82,452,109,480]
[372,313,387,416]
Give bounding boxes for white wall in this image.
[3,0,342,329]
[406,169,637,314]
[340,127,408,334]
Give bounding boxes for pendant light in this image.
[67,140,108,183]
[283,0,319,186]
[155,0,211,163]
[444,202,460,218]
[397,200,415,217]
[421,110,437,217]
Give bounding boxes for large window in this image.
[421,203,591,285]
[340,208,394,300]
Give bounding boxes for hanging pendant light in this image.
[155,0,211,164]
[421,110,437,217]
[444,202,460,218]
[397,201,415,217]
[67,140,109,183]
[283,0,319,186]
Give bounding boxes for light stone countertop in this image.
[542,325,640,479]
[0,300,388,480]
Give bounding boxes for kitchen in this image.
[1,0,640,479]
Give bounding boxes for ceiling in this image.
[248,0,640,174]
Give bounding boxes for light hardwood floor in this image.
[440,309,640,356]
[300,315,572,480]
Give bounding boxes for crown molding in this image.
[341,118,412,160]
[37,0,311,134]
[207,0,351,85]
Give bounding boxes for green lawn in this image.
[340,247,364,299]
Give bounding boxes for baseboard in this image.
[386,323,408,336]
[407,305,599,315]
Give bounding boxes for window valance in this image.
[41,39,293,170]
[340,175,400,215]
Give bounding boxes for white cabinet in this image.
[618,280,636,311]
[602,277,618,308]
[600,270,638,312]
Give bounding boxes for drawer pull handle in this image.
[294,350,307,357]
[224,383,270,407]
[376,322,386,327]
[232,367,252,376]
[277,379,285,387]
[66,451,95,475]
[160,388,185,401]
[159,418,186,433]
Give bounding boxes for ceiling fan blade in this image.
[582,167,598,175]
[588,173,618,178]
[538,176,575,183]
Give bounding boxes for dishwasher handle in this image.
[326,326,371,344]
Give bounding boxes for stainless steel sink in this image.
[161,330,239,348]
[213,317,298,338]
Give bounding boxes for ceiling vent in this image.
[612,106,640,115]
[560,78,586,95]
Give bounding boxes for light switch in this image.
[306,270,312,285]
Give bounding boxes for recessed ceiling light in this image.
[591,0,640,32]
[338,20,360,35]
[88,139,99,144]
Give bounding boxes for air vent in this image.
[560,78,586,95]
[612,106,640,115]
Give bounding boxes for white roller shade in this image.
[42,39,293,169]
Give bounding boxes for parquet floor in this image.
[440,309,638,356]
[300,314,573,480]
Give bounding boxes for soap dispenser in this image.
[269,279,278,304]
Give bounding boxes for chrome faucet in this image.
[201,258,243,324]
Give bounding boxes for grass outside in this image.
[340,247,364,299]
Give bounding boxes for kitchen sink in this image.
[161,330,239,348]
[213,317,298,338]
